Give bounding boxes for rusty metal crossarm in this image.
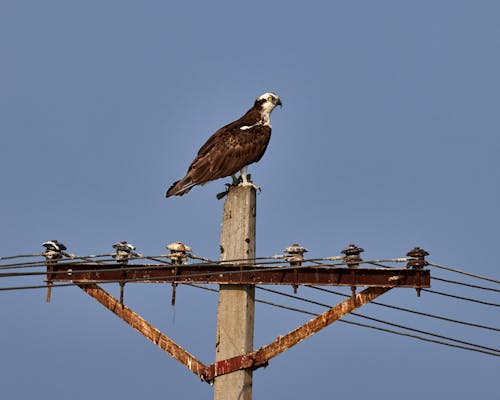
[55,268,426,384]
[48,264,430,288]
[202,286,391,382]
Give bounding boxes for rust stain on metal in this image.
[78,283,208,379]
[52,268,424,383]
[50,264,430,288]
[203,286,391,382]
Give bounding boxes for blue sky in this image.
[0,1,498,399]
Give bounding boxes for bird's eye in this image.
[267,96,274,102]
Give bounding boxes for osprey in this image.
[166,92,282,197]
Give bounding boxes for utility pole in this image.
[214,186,256,400]
[42,192,431,393]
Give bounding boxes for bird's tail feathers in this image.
[166,177,197,197]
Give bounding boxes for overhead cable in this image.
[309,286,500,332]
[428,262,500,285]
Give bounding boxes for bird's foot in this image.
[238,174,261,192]
[216,175,261,200]
[239,180,261,192]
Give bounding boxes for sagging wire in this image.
[431,276,500,293]
[187,283,499,358]
[256,286,500,355]
[428,262,500,285]
[309,286,500,332]
[422,288,500,307]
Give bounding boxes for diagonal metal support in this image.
[75,283,393,383]
[203,286,391,381]
[77,283,208,380]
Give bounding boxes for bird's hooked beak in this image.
[276,98,283,108]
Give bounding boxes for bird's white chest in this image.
[239,110,272,131]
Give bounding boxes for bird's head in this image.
[255,92,282,114]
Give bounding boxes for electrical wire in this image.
[187,284,500,358]
[0,257,405,281]
[0,282,81,291]
[336,320,499,357]
[422,288,500,307]
[363,262,500,298]
[1,259,498,312]
[2,253,499,326]
[3,271,499,313]
[0,262,373,290]
[0,253,43,261]
[1,259,497,357]
[428,262,500,285]
[309,286,500,332]
[0,254,409,271]
[256,287,500,355]
[431,276,500,293]
[0,255,118,270]
[0,261,349,281]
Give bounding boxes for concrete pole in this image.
[214,186,256,400]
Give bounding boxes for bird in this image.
[166,92,282,197]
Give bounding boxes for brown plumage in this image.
[166,92,282,197]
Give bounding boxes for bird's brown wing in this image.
[186,125,271,185]
[166,123,271,197]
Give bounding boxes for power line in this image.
[337,319,499,357]
[422,288,500,307]
[1,275,497,357]
[0,263,383,290]
[309,286,500,332]
[0,282,79,291]
[188,284,499,358]
[1,263,498,311]
[428,262,500,285]
[2,253,499,315]
[363,261,500,294]
[0,259,406,281]
[256,286,500,355]
[0,253,43,261]
[0,254,410,271]
[2,252,500,288]
[431,276,500,293]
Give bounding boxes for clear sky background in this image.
[1,1,498,399]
